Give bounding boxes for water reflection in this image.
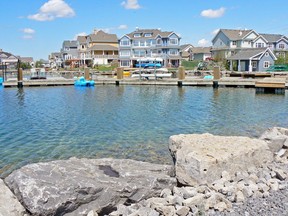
[16,88,25,106]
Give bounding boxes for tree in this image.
[35,60,44,68]
[20,62,32,70]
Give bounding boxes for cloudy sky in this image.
[0,0,288,60]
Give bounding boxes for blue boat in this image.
[74,76,95,86]
[0,77,3,85]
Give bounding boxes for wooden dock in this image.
[255,78,286,94]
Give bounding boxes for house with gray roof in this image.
[0,49,19,71]
[48,52,62,68]
[227,48,277,72]
[180,44,194,61]
[61,40,79,67]
[190,47,212,61]
[118,28,181,68]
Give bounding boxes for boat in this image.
[135,58,163,69]
[131,68,172,79]
[74,76,95,86]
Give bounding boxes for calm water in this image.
[0,85,287,177]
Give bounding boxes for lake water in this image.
[0,85,287,177]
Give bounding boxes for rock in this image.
[5,158,176,216]
[0,179,27,216]
[275,169,286,181]
[276,149,287,157]
[154,205,175,216]
[235,191,245,203]
[175,206,190,216]
[169,133,273,186]
[160,188,172,198]
[259,127,288,152]
[182,194,205,208]
[214,202,227,212]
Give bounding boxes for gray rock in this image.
[0,179,27,216]
[259,127,288,152]
[169,133,273,186]
[5,158,176,216]
[175,206,190,216]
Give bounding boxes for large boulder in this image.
[0,178,27,216]
[169,133,273,186]
[5,158,176,216]
[259,127,288,152]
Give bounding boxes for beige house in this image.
[78,30,119,66]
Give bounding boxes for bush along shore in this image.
[1,127,288,216]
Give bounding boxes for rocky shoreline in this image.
[1,127,288,216]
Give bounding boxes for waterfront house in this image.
[190,47,212,61]
[118,28,181,68]
[227,48,277,72]
[48,52,62,69]
[0,49,19,70]
[20,57,34,67]
[180,44,194,61]
[77,30,118,67]
[61,40,79,68]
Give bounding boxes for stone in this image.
[169,133,273,186]
[214,202,227,212]
[277,149,287,157]
[0,179,27,216]
[5,158,176,216]
[182,194,205,208]
[235,191,245,203]
[160,188,172,198]
[275,169,286,181]
[166,195,183,206]
[154,205,175,216]
[259,127,288,152]
[176,206,190,216]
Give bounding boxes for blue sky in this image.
[1,0,288,60]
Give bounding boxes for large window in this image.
[169,49,178,55]
[120,39,130,46]
[134,33,141,37]
[279,44,285,49]
[263,61,270,68]
[156,38,162,45]
[121,60,130,67]
[134,50,145,57]
[232,41,236,45]
[120,50,130,56]
[256,43,265,48]
[144,33,152,37]
[169,38,178,45]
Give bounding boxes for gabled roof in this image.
[180,44,194,51]
[191,47,212,54]
[63,40,78,48]
[77,35,87,44]
[126,28,178,39]
[219,29,254,40]
[253,35,268,43]
[20,57,34,62]
[89,30,118,43]
[260,33,284,43]
[227,48,276,60]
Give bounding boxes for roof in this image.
[20,57,34,62]
[220,29,254,40]
[180,44,194,51]
[227,48,275,60]
[191,47,212,54]
[126,28,176,39]
[259,33,284,43]
[63,40,78,48]
[89,30,118,43]
[89,44,118,51]
[77,35,87,43]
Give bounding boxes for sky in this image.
[1,0,288,61]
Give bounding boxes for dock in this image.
[255,77,287,94]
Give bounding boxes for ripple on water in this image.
[0,86,288,177]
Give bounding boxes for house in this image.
[20,57,34,67]
[227,48,277,72]
[180,44,194,61]
[0,49,19,70]
[61,40,79,68]
[259,34,288,58]
[48,52,62,68]
[190,47,212,61]
[118,28,181,68]
[77,30,119,66]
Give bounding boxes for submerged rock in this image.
[5,158,176,216]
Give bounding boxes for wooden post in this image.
[178,66,185,80]
[17,68,23,88]
[84,68,90,80]
[213,66,221,80]
[117,67,123,80]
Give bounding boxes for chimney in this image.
[239,31,243,36]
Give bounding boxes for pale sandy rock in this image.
[235,191,245,203]
[182,194,205,207]
[0,179,27,216]
[259,127,288,152]
[169,133,273,186]
[214,201,227,212]
[175,206,190,216]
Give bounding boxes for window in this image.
[134,33,141,37]
[256,43,264,48]
[121,60,130,67]
[120,39,130,46]
[144,33,152,37]
[120,50,130,56]
[140,40,145,47]
[169,38,178,45]
[133,40,140,47]
[279,44,285,49]
[252,61,257,68]
[134,50,145,57]
[263,61,270,68]
[156,38,162,45]
[169,49,178,55]
[232,41,236,45]
[265,52,269,57]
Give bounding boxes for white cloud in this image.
[198,39,209,46]
[118,24,128,30]
[121,0,141,10]
[201,7,226,18]
[28,0,75,21]
[212,29,220,35]
[23,28,35,34]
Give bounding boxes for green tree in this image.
[20,62,32,70]
[35,60,43,68]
